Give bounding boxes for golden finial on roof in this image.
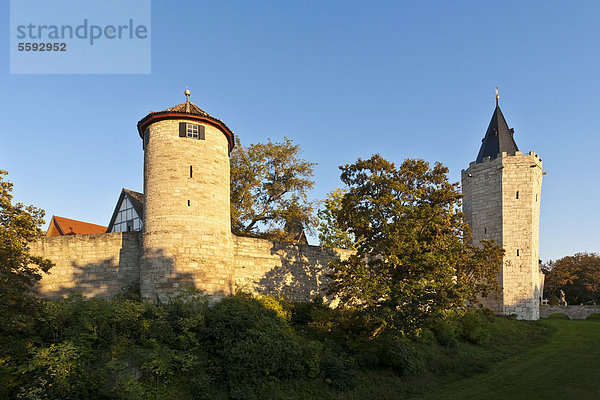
[495,87,499,106]
[184,88,191,113]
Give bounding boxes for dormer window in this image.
[179,122,205,140]
[186,123,199,138]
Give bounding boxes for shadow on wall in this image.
[36,242,190,301]
[253,242,340,302]
[141,248,234,303]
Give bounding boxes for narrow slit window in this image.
[516,191,519,199]
[187,200,191,207]
[484,227,487,234]
[190,165,193,178]
[517,249,520,257]
[536,194,538,201]
[143,129,149,149]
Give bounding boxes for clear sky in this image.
[2,1,599,262]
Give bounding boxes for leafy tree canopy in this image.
[543,252,600,305]
[325,155,503,335]
[317,188,355,249]
[0,170,53,335]
[230,137,317,241]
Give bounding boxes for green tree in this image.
[317,188,355,249]
[0,170,53,335]
[543,252,600,305]
[325,155,503,335]
[230,137,317,241]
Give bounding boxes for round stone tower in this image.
[461,95,544,320]
[136,90,235,301]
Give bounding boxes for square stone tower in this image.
[461,98,544,320]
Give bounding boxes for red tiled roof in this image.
[46,216,107,237]
[137,100,235,152]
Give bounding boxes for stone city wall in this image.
[29,232,141,299]
[233,236,353,302]
[28,232,352,303]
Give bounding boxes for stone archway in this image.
[540,305,600,320]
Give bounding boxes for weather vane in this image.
[495,87,499,106]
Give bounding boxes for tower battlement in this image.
[466,150,541,169]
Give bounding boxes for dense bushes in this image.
[0,290,549,400]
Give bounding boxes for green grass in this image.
[547,312,570,319]
[423,320,600,400]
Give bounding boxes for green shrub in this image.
[320,351,356,391]
[586,313,600,320]
[357,335,420,376]
[429,316,460,347]
[459,310,491,344]
[206,294,308,399]
[414,328,436,344]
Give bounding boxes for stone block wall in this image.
[141,118,234,302]
[462,156,504,314]
[29,232,141,299]
[233,236,353,302]
[462,151,543,320]
[501,151,543,320]
[28,232,352,304]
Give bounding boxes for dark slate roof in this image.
[106,189,144,233]
[123,189,144,219]
[475,105,519,163]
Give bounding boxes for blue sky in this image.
[2,1,599,261]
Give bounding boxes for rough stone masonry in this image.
[30,94,352,303]
[461,99,544,320]
[29,93,543,320]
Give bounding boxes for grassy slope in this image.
[424,320,600,400]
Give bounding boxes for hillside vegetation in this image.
[1,289,562,400]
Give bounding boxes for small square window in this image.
[126,220,134,232]
[186,123,199,138]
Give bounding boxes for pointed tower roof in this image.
[475,103,519,163]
